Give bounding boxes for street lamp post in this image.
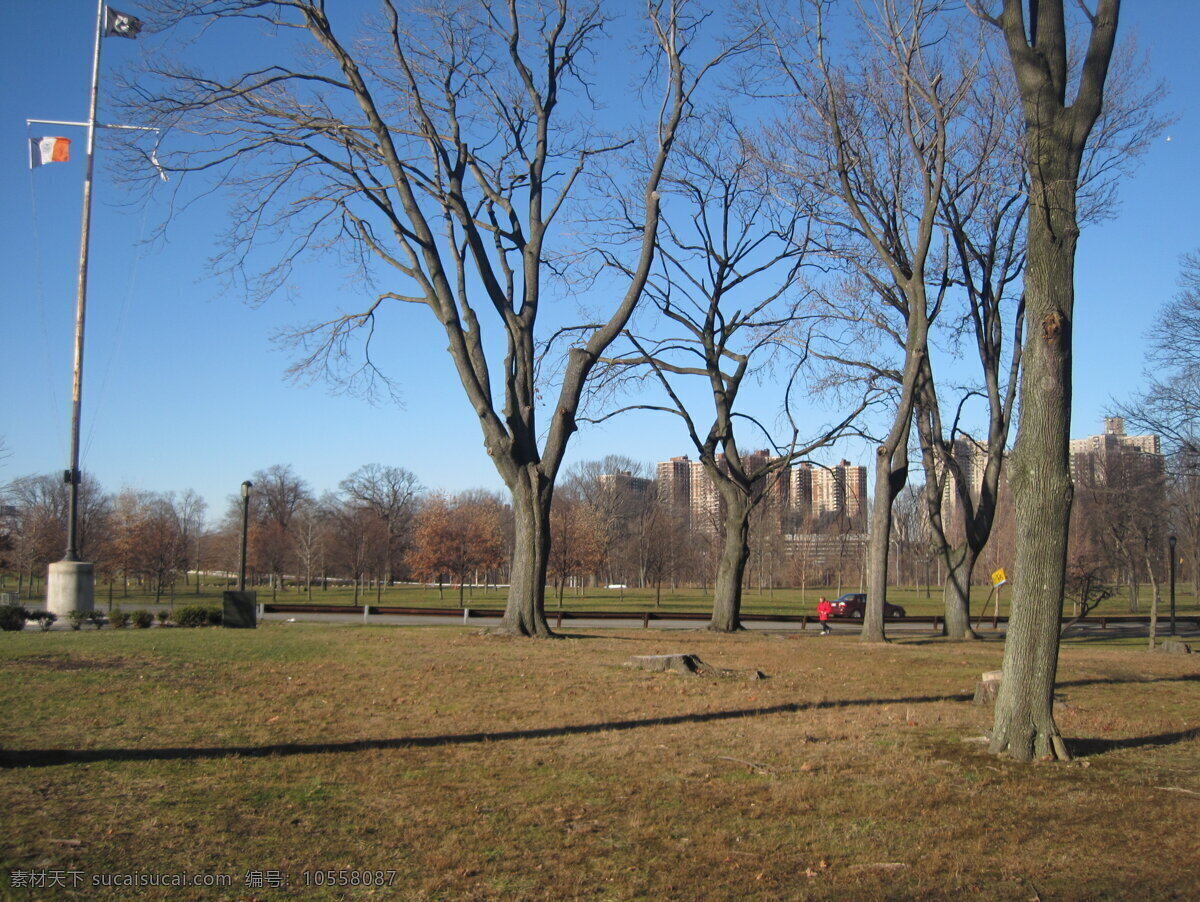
[238,480,252,592]
[1168,535,1177,637]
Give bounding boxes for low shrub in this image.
[133,610,154,629]
[206,606,223,626]
[67,610,87,631]
[0,604,29,632]
[157,609,170,624]
[110,608,131,629]
[86,610,107,629]
[29,611,58,632]
[176,605,214,628]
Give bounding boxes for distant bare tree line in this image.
[5,445,1192,608]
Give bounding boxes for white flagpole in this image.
[48,0,106,616]
[63,0,106,561]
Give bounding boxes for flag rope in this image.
[82,198,153,466]
[26,161,67,466]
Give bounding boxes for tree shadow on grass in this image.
[0,691,971,770]
[1070,726,1200,758]
[1057,673,1200,690]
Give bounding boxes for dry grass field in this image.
[1,624,1197,900]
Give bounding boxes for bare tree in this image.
[977,0,1122,762]
[758,0,973,640]
[248,464,311,595]
[175,489,208,591]
[339,464,421,600]
[596,115,871,630]
[918,18,1163,641]
[560,456,652,587]
[910,43,1027,640]
[291,498,329,600]
[5,473,110,597]
[548,492,605,605]
[1119,251,1200,579]
[322,491,377,604]
[129,0,739,636]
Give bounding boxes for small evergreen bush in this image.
[29,611,57,631]
[67,610,87,631]
[132,610,154,629]
[86,610,107,629]
[175,605,211,627]
[157,609,170,624]
[0,604,29,632]
[110,608,131,629]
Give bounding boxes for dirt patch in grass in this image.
[1,625,1197,900]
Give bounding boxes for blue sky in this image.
[2,1,1198,520]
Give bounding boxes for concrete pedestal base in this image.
[47,561,95,617]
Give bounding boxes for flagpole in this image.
[47,0,106,616]
[62,0,105,561]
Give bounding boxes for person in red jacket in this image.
[817,596,832,635]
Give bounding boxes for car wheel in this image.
[852,609,863,619]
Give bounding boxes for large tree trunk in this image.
[498,469,554,637]
[989,167,1077,762]
[943,543,979,640]
[710,494,752,632]
[987,0,1119,764]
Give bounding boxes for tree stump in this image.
[973,670,1003,705]
[1155,639,1193,655]
[625,654,764,680]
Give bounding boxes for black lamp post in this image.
[1168,534,1177,636]
[238,480,253,592]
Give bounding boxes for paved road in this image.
[259,610,1199,640]
[20,608,1198,640]
[259,610,938,633]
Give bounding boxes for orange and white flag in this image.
[30,137,71,168]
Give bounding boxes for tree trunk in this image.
[989,166,1077,762]
[710,495,751,632]
[1146,553,1160,651]
[943,543,979,640]
[864,442,909,642]
[498,469,554,637]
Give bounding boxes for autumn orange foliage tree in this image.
[409,493,507,606]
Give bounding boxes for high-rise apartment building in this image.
[789,463,814,523]
[938,435,991,529]
[598,470,652,496]
[654,453,867,535]
[656,456,693,529]
[689,458,722,533]
[1069,417,1162,487]
[811,460,867,522]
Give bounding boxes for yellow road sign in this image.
[991,568,1008,587]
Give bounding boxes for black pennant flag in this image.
[104,7,143,39]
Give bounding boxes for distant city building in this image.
[597,470,652,495]
[811,460,867,522]
[689,459,722,533]
[1069,417,1162,487]
[656,456,692,529]
[784,531,869,582]
[938,435,991,529]
[654,453,867,536]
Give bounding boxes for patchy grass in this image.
[1,625,1197,900]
